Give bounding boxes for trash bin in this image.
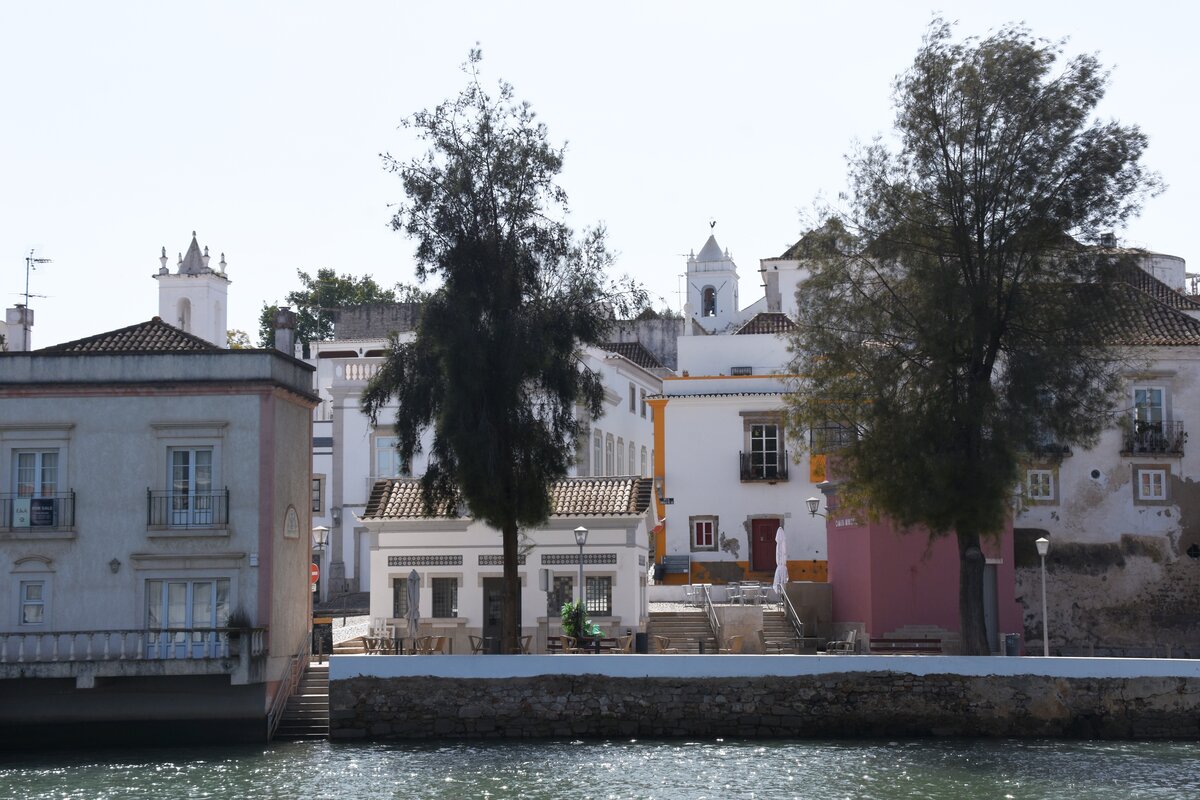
[1003,633,1021,656]
[634,632,649,654]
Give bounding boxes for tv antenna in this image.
[21,250,52,351]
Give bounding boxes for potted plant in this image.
[560,600,601,649]
[225,606,252,656]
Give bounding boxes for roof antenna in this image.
[22,250,52,351]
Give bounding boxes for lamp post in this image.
[805,497,825,518]
[574,526,588,610]
[1035,536,1050,657]
[312,525,330,601]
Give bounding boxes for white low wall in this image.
[331,654,1200,681]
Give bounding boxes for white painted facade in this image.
[153,233,231,348]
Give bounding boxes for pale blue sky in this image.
[2,1,1196,347]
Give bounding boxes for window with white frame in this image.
[373,435,410,478]
[746,422,782,479]
[616,437,625,475]
[1027,469,1055,502]
[628,442,636,476]
[431,577,458,617]
[640,447,648,477]
[691,516,717,551]
[605,435,614,476]
[1133,387,1165,430]
[145,578,231,658]
[169,447,214,526]
[593,430,602,476]
[19,580,45,625]
[1135,466,1168,502]
[585,576,612,616]
[14,450,58,497]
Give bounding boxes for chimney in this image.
[4,305,33,352]
[273,306,297,356]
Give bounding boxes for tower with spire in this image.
[685,233,740,333]
[153,232,231,348]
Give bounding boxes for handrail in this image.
[0,627,267,663]
[780,589,805,642]
[701,585,721,645]
[267,634,311,741]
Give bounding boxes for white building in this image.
[361,476,654,653]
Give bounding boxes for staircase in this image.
[647,609,717,653]
[333,637,366,655]
[763,608,800,653]
[273,662,329,741]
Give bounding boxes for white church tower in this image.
[685,234,740,333]
[154,232,230,348]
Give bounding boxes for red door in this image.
[751,518,779,572]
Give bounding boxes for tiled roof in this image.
[1098,285,1200,346]
[735,312,797,335]
[363,476,652,520]
[1119,264,1200,311]
[603,341,663,370]
[39,318,221,353]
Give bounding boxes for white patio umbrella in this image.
[406,569,421,640]
[772,526,789,598]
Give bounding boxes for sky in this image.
[2,1,1197,348]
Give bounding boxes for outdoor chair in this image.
[824,629,858,654]
[561,635,582,653]
[617,634,634,653]
[719,634,744,654]
[758,630,792,654]
[653,635,679,654]
[426,635,448,654]
[518,635,532,654]
[469,635,485,654]
[412,635,433,654]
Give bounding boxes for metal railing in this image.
[0,491,75,531]
[780,588,805,644]
[1123,421,1186,456]
[147,489,230,529]
[809,425,855,454]
[267,635,311,741]
[701,584,721,646]
[738,450,789,481]
[0,627,266,663]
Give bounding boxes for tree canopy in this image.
[257,268,426,354]
[362,51,643,653]
[785,21,1160,654]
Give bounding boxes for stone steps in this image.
[273,663,329,741]
[647,611,717,653]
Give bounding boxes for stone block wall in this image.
[331,670,1200,741]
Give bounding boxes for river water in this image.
[2,738,1196,799]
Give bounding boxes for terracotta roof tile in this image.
[39,318,221,353]
[603,341,663,370]
[362,477,652,520]
[735,312,797,335]
[1119,264,1200,311]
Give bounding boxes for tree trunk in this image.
[502,522,521,654]
[956,529,990,655]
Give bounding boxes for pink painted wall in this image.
[827,512,1022,644]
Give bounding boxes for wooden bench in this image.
[547,636,619,653]
[869,637,942,654]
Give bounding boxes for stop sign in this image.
[310,563,320,585]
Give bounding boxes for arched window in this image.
[593,431,602,476]
[629,442,636,476]
[701,286,716,317]
[641,446,648,477]
[177,298,192,332]
[605,434,614,476]
[616,437,624,475]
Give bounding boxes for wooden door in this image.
[751,518,779,572]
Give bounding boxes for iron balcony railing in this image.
[0,491,75,531]
[147,489,230,529]
[1123,420,1186,456]
[0,627,267,663]
[809,424,855,454]
[739,450,789,482]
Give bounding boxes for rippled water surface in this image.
[2,738,1197,799]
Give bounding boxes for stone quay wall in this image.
[329,655,1200,741]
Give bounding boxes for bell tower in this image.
[686,234,739,333]
[153,232,231,347]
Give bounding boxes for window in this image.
[392,579,410,618]
[640,447,648,477]
[1027,469,1055,502]
[19,581,45,625]
[616,437,625,475]
[593,431,602,476]
[1136,466,1168,502]
[640,389,647,418]
[701,286,716,317]
[170,447,214,526]
[432,577,458,618]
[629,383,636,413]
[14,450,57,497]
[1133,387,1165,429]
[742,422,784,480]
[605,435,614,476]
[145,578,230,658]
[585,576,612,616]
[373,435,410,478]
[691,516,717,551]
[547,575,573,616]
[311,476,324,514]
[628,442,636,476]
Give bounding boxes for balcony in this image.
[809,425,855,454]
[1122,421,1186,456]
[739,450,789,482]
[147,489,230,529]
[0,492,75,533]
[0,627,267,687]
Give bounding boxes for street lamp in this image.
[1035,536,1050,656]
[312,526,330,600]
[574,526,588,610]
[805,497,826,518]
